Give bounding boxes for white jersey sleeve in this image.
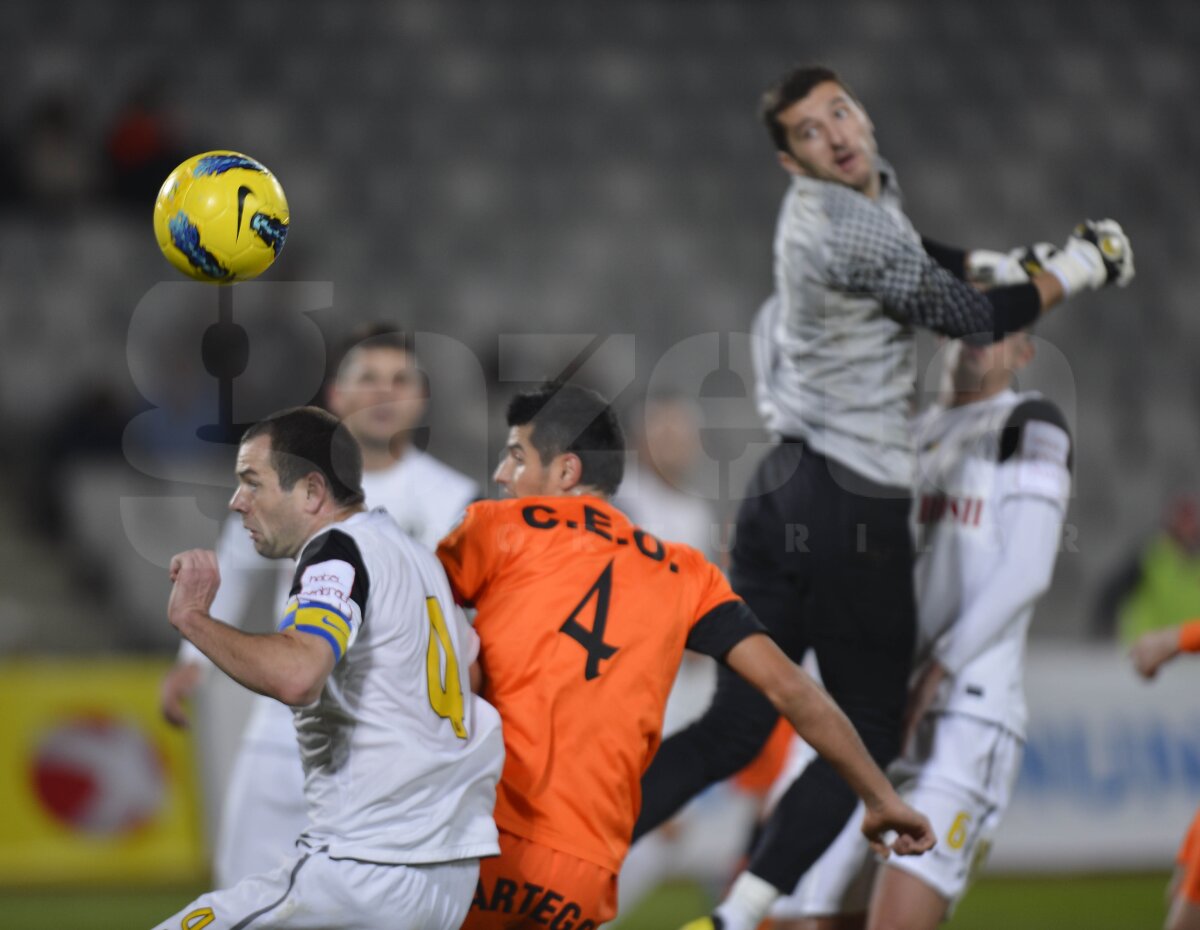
[280,531,368,664]
[932,399,1072,675]
[932,493,1064,675]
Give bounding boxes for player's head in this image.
[760,65,878,196]
[232,406,365,558]
[629,391,702,487]
[327,323,428,458]
[951,329,1035,400]
[495,382,625,499]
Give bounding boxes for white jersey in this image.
[753,163,1023,487]
[286,509,503,863]
[185,449,479,749]
[361,447,479,551]
[912,389,1072,736]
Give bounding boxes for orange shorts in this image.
[1178,808,1200,904]
[462,829,618,930]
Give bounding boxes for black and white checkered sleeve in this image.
[820,184,1034,338]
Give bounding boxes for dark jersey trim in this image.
[686,600,767,661]
[998,398,1074,472]
[290,529,371,617]
[921,237,967,279]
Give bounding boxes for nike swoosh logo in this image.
[236,185,253,240]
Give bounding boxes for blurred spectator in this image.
[1095,492,1200,642]
[615,391,716,557]
[30,386,133,540]
[104,78,189,209]
[16,90,98,209]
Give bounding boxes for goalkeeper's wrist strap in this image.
[1046,265,1076,298]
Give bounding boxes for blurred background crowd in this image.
[2,0,1199,920]
[4,0,1198,652]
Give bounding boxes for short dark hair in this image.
[332,321,425,382]
[760,65,859,155]
[507,383,625,496]
[336,322,414,365]
[242,406,365,506]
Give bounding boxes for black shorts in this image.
[730,438,916,683]
[634,439,916,854]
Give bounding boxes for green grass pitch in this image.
[0,873,1170,929]
[611,873,1171,930]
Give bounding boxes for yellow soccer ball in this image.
[152,151,289,283]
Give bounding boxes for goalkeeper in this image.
[635,63,1135,930]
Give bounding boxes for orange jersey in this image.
[437,495,762,873]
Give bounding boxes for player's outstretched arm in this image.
[1130,627,1181,679]
[965,242,1061,289]
[1039,219,1135,297]
[820,185,1133,343]
[724,633,935,857]
[167,549,336,706]
[1131,620,1200,680]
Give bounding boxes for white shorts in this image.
[154,850,479,930]
[771,713,1023,920]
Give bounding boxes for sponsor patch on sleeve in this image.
[1020,421,1071,467]
[281,559,363,660]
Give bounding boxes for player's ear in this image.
[557,452,584,492]
[325,378,344,417]
[776,150,805,177]
[859,103,875,136]
[303,472,329,512]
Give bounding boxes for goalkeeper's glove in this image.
[966,242,1060,288]
[1042,219,1135,297]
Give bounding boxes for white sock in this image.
[712,871,780,930]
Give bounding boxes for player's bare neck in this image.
[567,485,607,500]
[951,381,1011,408]
[861,170,882,201]
[360,436,411,473]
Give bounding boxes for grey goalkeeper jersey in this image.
[753,162,1007,487]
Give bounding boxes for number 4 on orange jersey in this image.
[559,561,619,680]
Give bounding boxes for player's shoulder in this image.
[635,529,723,586]
[461,497,518,521]
[450,497,535,540]
[294,520,372,603]
[792,174,866,218]
[998,394,1073,470]
[299,522,367,568]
